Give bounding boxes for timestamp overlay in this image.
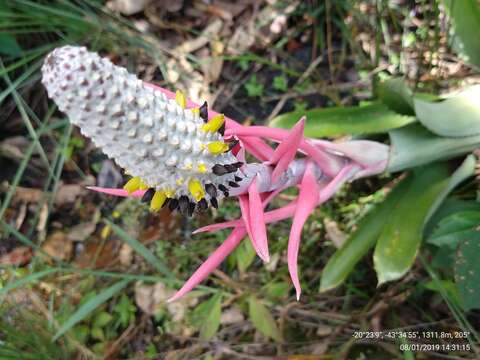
[352,330,473,354]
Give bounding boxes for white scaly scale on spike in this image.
[41,45,243,214]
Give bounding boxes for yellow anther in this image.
[207,141,229,155]
[176,178,184,185]
[139,181,149,190]
[175,90,187,109]
[202,114,225,133]
[164,188,175,198]
[191,108,200,116]
[123,177,142,194]
[150,191,167,211]
[197,163,207,173]
[188,179,205,202]
[101,225,111,239]
[112,211,121,219]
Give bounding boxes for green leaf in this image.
[423,280,462,308]
[442,0,480,69]
[145,343,158,358]
[107,221,172,278]
[374,155,476,283]
[53,279,130,341]
[263,281,290,299]
[0,34,22,56]
[387,124,480,173]
[72,324,90,344]
[114,294,136,328]
[423,153,477,236]
[238,59,250,71]
[244,75,264,97]
[273,75,288,92]
[92,342,106,354]
[320,175,412,292]
[377,77,414,115]
[92,312,112,328]
[414,85,480,137]
[293,100,308,113]
[270,103,415,138]
[374,163,452,285]
[424,199,480,237]
[91,327,105,341]
[454,234,480,310]
[426,154,477,221]
[191,293,222,340]
[247,295,282,342]
[428,211,480,248]
[233,238,256,273]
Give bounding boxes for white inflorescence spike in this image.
[41,45,242,205]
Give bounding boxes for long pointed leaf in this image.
[53,279,130,341]
[388,124,480,172]
[0,268,59,295]
[270,102,415,137]
[247,295,282,342]
[414,85,480,137]
[374,163,451,284]
[442,0,480,69]
[107,221,172,278]
[320,175,412,291]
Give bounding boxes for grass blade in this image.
[107,220,173,278]
[0,268,59,296]
[52,279,130,341]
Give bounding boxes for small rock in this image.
[42,231,73,261]
[119,243,133,266]
[265,253,280,272]
[324,218,346,249]
[67,215,99,242]
[220,307,244,325]
[134,282,198,323]
[0,246,33,266]
[316,324,333,337]
[106,0,152,15]
[54,183,84,206]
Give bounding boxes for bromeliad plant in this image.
[42,46,480,303]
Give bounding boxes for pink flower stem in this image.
[224,126,343,177]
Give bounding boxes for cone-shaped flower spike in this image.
[42,46,390,301]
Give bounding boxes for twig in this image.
[267,55,325,120]
[325,0,334,82]
[103,319,144,359]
